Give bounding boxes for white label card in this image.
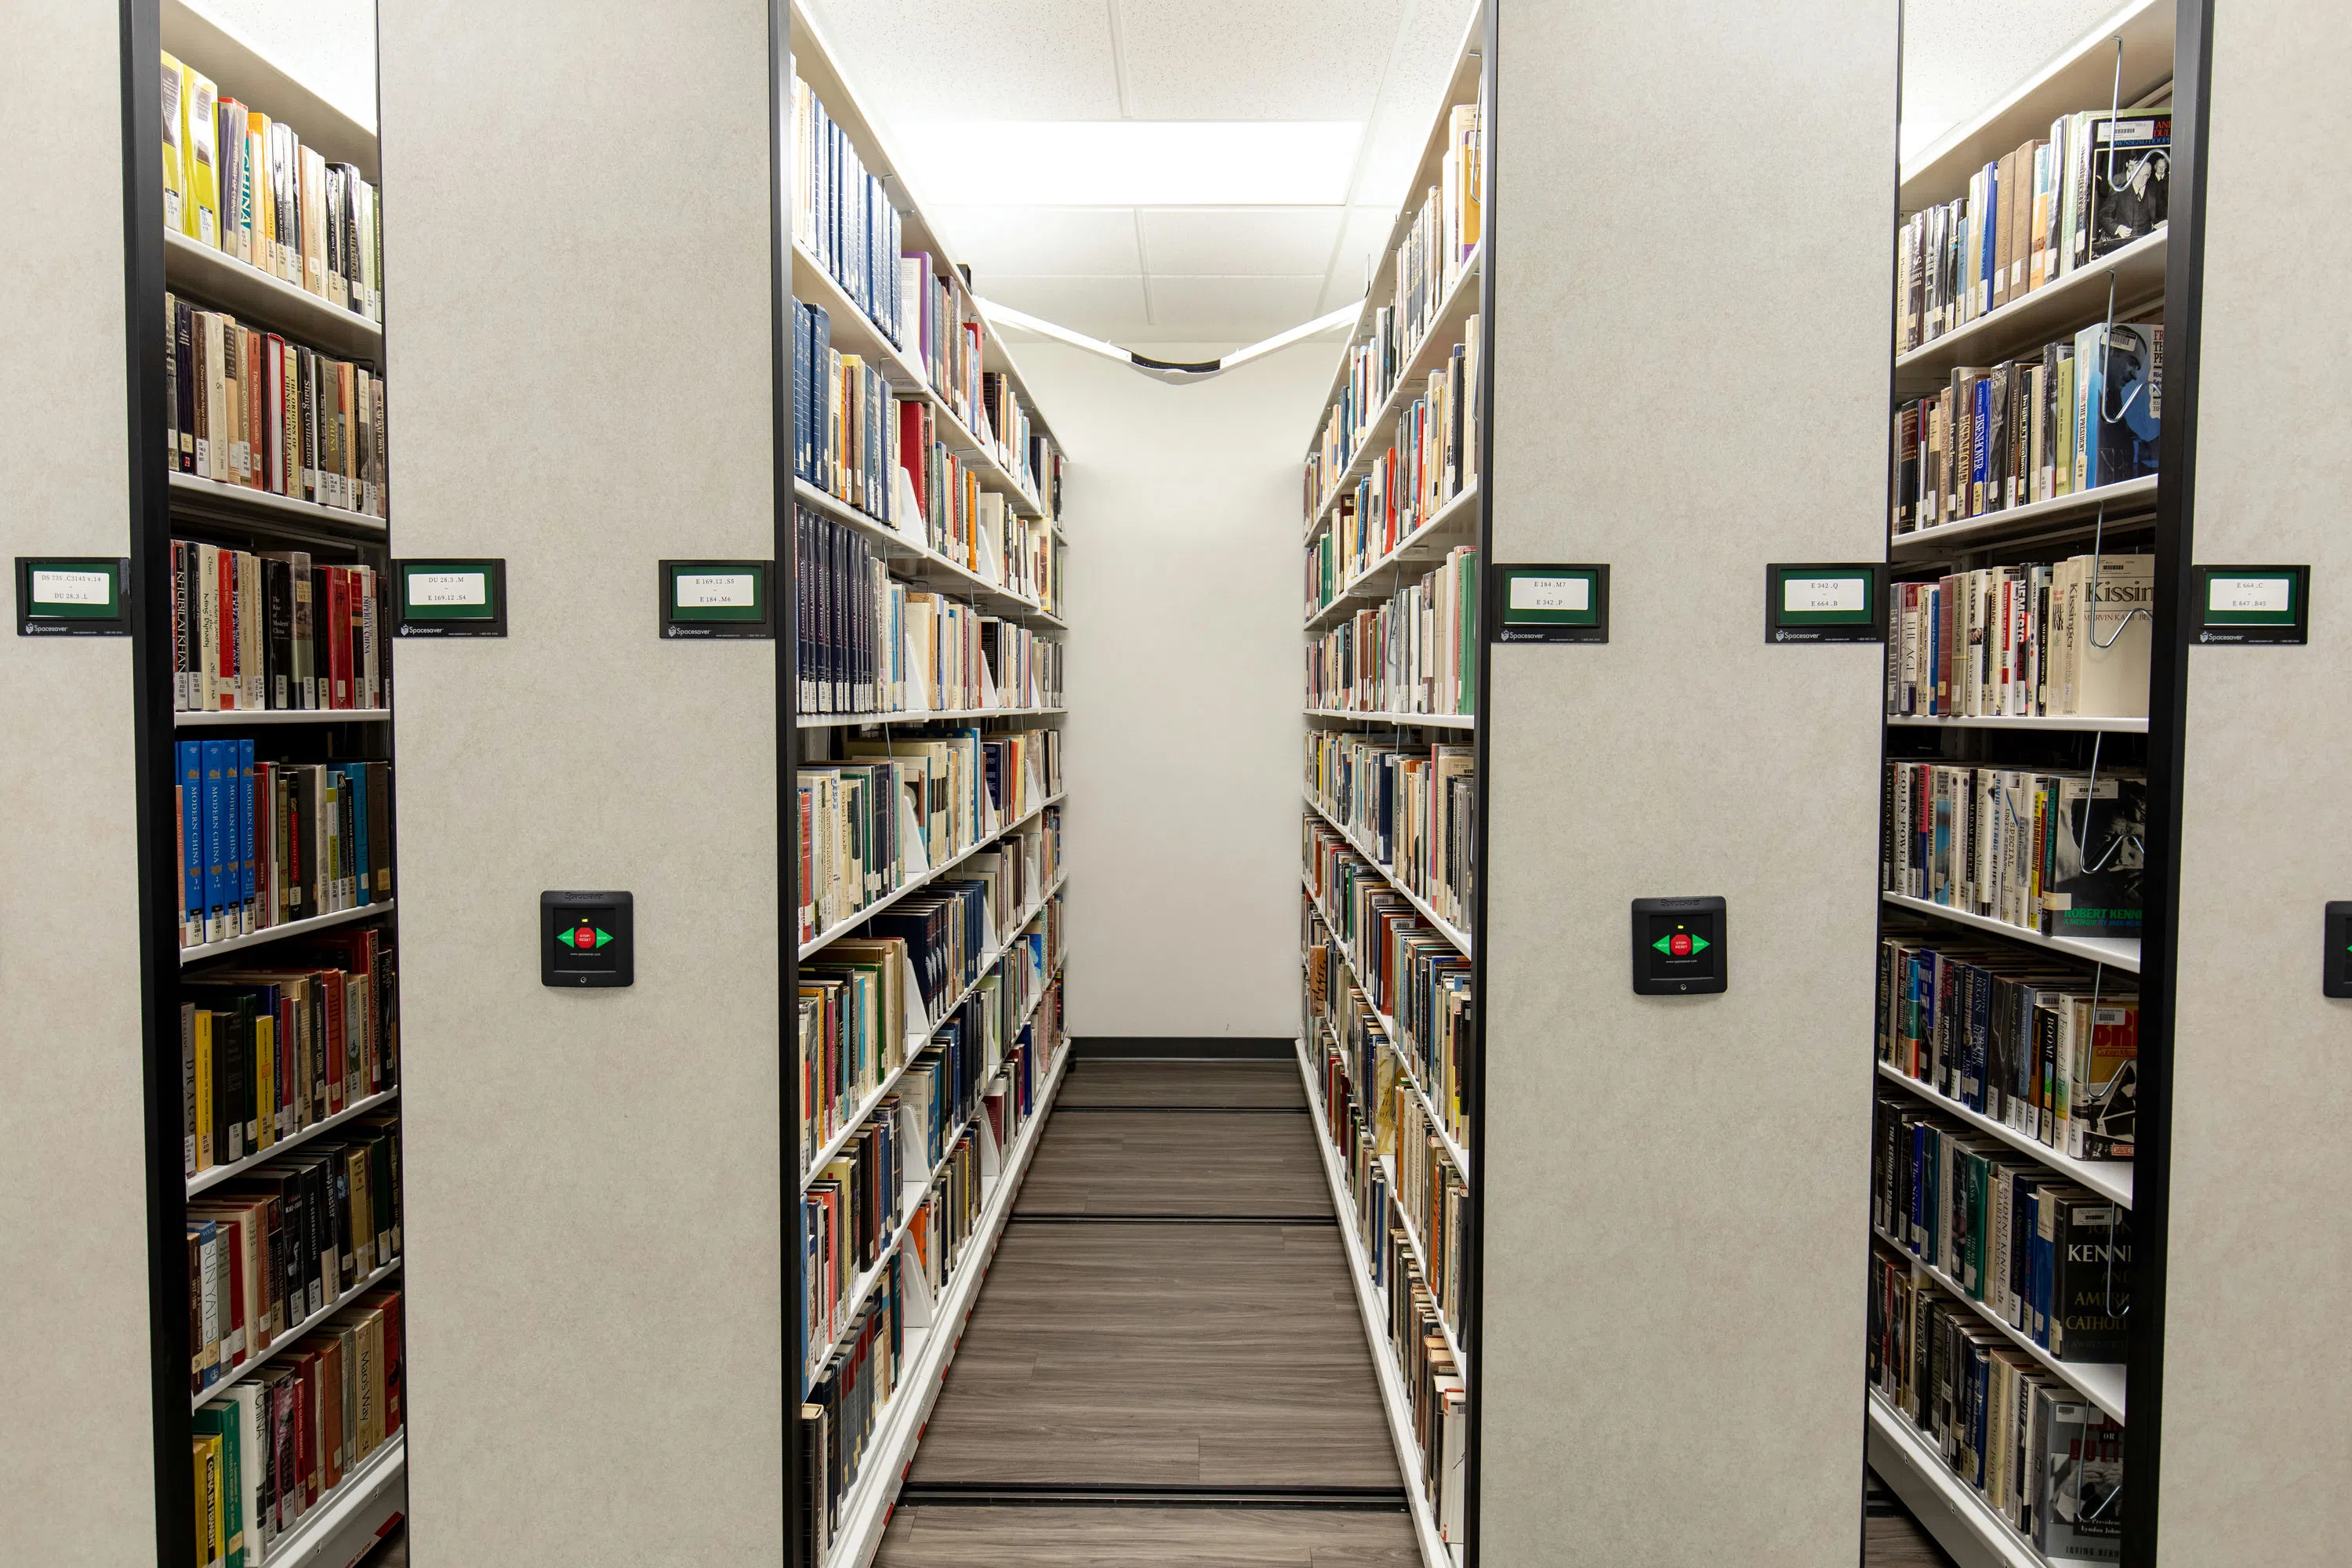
[2209,576,2291,615]
[410,572,488,607]
[30,569,111,606]
[1508,575,1590,613]
[676,573,757,608]
[1784,575,1867,614]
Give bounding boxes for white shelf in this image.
[1876,1064,2132,1208]
[1896,228,2167,396]
[165,230,383,361]
[1305,709,1475,731]
[1874,1227,2126,1421]
[1304,793,1472,956]
[167,472,387,535]
[1891,475,2158,561]
[1305,483,1482,630]
[1882,892,2138,974]
[821,1043,1072,1568]
[1294,1038,1459,1568]
[1899,0,2174,210]
[798,706,1065,731]
[791,477,1058,626]
[798,792,1062,961]
[258,1428,405,1568]
[177,707,393,728]
[193,1255,401,1414]
[1887,713,2147,733]
[183,899,394,967]
[1867,1391,2104,1568]
[1302,873,1471,1182]
[801,873,1066,1187]
[1305,246,1484,542]
[190,1087,399,1197]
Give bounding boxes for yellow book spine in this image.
[181,64,220,246]
[161,53,186,233]
[253,1015,274,1151]
[246,114,270,269]
[195,1435,223,1565]
[194,1010,215,1171]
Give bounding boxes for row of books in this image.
[172,543,386,713]
[1309,1028,1468,1544]
[1873,1095,2132,1363]
[1891,322,2160,536]
[1305,732,1476,935]
[1303,835,1470,1162]
[167,294,386,518]
[786,78,1062,524]
[800,1027,1063,1563]
[806,1102,906,1370]
[789,74,904,353]
[187,1116,401,1395]
[797,733,1058,945]
[162,53,383,324]
[184,928,398,1175]
[1311,326,1481,575]
[193,1285,403,1568]
[1304,98,1483,517]
[899,401,1063,608]
[1883,762,2145,942]
[1898,108,2169,352]
[794,508,1063,718]
[1304,544,1479,719]
[1878,932,2136,1162]
[1868,1252,2122,1563]
[792,308,1061,607]
[178,747,391,948]
[1889,554,2153,720]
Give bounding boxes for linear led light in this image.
[978,298,1363,385]
[895,120,1363,207]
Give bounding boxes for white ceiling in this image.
[1900,0,2139,162]
[801,0,1481,353]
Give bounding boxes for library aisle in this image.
[876,1053,1418,1565]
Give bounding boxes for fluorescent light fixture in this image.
[894,121,1363,207]
[978,297,1362,385]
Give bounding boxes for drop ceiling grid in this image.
[801,0,1479,346]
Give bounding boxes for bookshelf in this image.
[785,7,1073,1563]
[1295,10,1483,1564]
[125,5,410,1563]
[1871,4,2186,1563]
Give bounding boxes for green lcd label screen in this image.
[16,557,131,636]
[659,559,774,638]
[1766,562,1885,644]
[394,558,506,636]
[1776,569,1875,624]
[2204,572,2297,625]
[1494,564,1608,643]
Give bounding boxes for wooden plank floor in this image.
[1018,1109,1333,1217]
[1053,1058,1305,1109]
[876,1505,1421,1566]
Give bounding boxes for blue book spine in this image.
[201,739,230,941]
[347,764,370,906]
[237,739,256,924]
[179,741,204,942]
[793,299,809,482]
[1966,966,1991,1110]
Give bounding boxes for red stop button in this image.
[1668,931,1693,957]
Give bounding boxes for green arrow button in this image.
[594,927,613,948]
[1652,934,1673,953]
[1690,933,1711,953]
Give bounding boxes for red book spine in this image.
[326,568,351,708]
[218,548,238,709]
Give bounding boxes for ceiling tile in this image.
[1137,207,1345,275]
[1115,0,1406,120]
[978,274,1153,341]
[929,205,1146,279]
[798,0,1124,122]
[1147,274,1327,338]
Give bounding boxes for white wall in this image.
[1011,334,1336,1039]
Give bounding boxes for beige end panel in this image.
[0,3,156,1563]
[1481,3,1895,1562]
[2161,6,2352,1563]
[1025,340,1324,1040]
[377,0,782,1559]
